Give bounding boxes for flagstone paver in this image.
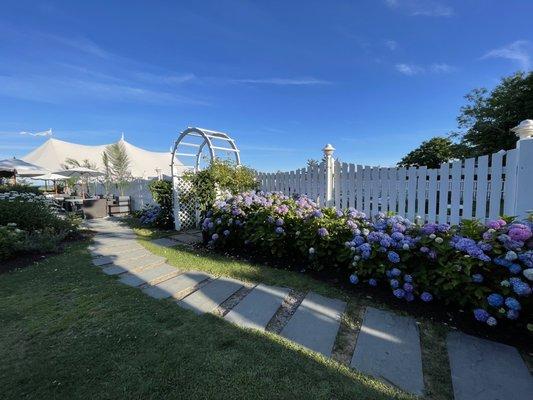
[102,265,129,275]
[224,284,290,330]
[170,232,202,245]
[178,276,243,314]
[142,271,210,299]
[90,243,145,257]
[151,237,178,248]
[280,292,346,357]
[119,263,178,287]
[113,254,166,271]
[351,307,424,395]
[447,331,533,400]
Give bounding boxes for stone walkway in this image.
[85,219,533,399]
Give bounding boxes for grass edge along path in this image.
[0,241,414,400]
[136,230,454,400]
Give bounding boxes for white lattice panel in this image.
[173,177,198,231]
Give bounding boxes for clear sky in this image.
[1,0,532,171]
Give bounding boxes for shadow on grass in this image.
[0,243,413,400]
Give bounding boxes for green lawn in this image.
[0,241,414,400]
[135,227,454,400]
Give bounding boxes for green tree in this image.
[103,142,132,196]
[398,137,468,168]
[454,71,533,155]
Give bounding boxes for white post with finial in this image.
[323,144,335,207]
[511,120,533,218]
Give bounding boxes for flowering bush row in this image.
[0,191,79,260]
[202,191,533,331]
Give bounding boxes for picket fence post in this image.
[323,144,335,207]
[511,119,533,219]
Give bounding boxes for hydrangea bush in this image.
[0,191,79,260]
[203,190,533,331]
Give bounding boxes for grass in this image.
[133,226,455,400]
[0,241,414,400]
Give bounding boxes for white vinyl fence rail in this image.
[256,120,533,223]
[95,178,156,211]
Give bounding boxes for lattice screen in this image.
[173,176,198,231]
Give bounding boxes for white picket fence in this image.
[95,178,156,211]
[256,125,533,223]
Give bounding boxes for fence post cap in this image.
[511,119,533,140]
[322,144,335,156]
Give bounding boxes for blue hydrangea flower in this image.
[403,282,414,292]
[223,230,230,236]
[509,264,522,275]
[390,268,401,277]
[211,233,219,240]
[403,274,413,283]
[504,297,521,311]
[275,227,284,234]
[317,227,329,237]
[512,280,532,296]
[471,274,484,283]
[368,278,378,287]
[275,218,284,226]
[387,251,400,263]
[487,293,504,307]
[390,279,399,289]
[506,309,519,320]
[349,274,359,284]
[404,292,415,302]
[393,288,405,298]
[420,292,433,302]
[486,317,497,327]
[473,308,489,322]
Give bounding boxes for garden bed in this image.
[198,191,532,340]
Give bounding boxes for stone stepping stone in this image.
[92,249,151,266]
[102,265,128,275]
[92,238,133,247]
[118,264,178,287]
[113,254,166,271]
[178,277,243,314]
[280,292,346,357]
[151,237,178,248]
[447,331,533,400]
[143,271,211,299]
[224,284,290,330]
[351,307,424,396]
[170,233,202,245]
[89,243,144,256]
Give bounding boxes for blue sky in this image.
[1,0,532,171]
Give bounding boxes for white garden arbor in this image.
[171,127,241,230]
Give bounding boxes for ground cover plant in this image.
[201,191,533,333]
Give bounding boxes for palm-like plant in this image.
[103,142,132,196]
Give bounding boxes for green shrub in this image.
[0,184,41,194]
[0,191,79,260]
[147,180,174,229]
[182,159,258,213]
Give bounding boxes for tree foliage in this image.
[103,142,132,196]
[399,71,533,167]
[455,71,533,155]
[398,137,468,169]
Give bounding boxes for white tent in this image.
[0,158,49,177]
[22,137,183,178]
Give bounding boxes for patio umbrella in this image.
[53,167,104,197]
[32,173,69,194]
[0,158,49,182]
